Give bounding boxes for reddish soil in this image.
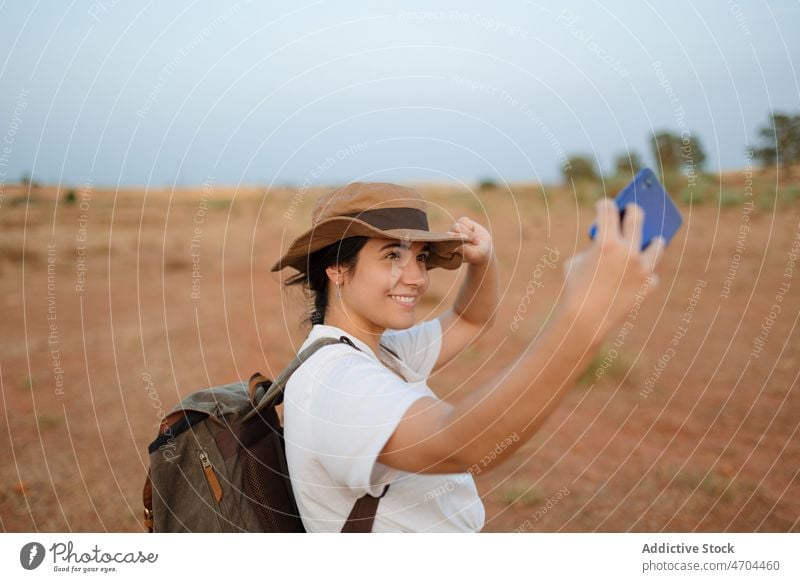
[1,176,798,532]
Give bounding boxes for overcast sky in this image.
[0,0,798,188]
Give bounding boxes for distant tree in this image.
[749,145,774,168]
[650,131,706,176]
[753,112,800,174]
[478,177,498,191]
[64,189,77,205]
[563,155,599,183]
[613,151,642,177]
[20,172,31,187]
[650,132,681,174]
[682,134,707,174]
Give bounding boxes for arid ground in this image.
[2,172,798,532]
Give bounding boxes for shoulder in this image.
[381,318,441,355]
[295,340,369,372]
[380,319,443,378]
[382,317,441,342]
[290,341,400,394]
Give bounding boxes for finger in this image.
[621,202,644,253]
[641,236,666,272]
[563,251,584,275]
[644,272,659,293]
[595,199,622,245]
[457,216,477,230]
[562,255,573,275]
[451,223,477,242]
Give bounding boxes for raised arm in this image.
[434,215,500,373]
[378,200,666,474]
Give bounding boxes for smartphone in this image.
[589,167,682,250]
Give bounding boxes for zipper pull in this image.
[198,448,223,503]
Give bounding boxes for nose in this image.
[405,258,427,285]
[393,250,427,287]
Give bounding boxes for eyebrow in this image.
[378,242,432,252]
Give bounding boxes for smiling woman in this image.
[272,180,667,532]
[273,181,494,532]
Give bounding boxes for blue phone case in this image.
[588,168,682,250]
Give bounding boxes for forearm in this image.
[452,247,499,326]
[417,199,665,475]
[438,299,603,472]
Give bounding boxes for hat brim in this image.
[270,216,468,273]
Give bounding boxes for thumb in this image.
[640,273,659,297]
[563,252,583,276]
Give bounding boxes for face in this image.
[327,237,431,334]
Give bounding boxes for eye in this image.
[385,251,429,264]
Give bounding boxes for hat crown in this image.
[270,181,466,273]
[312,182,428,225]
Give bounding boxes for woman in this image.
[270,181,666,532]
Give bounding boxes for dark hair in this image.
[283,236,369,330]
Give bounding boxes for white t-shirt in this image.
[283,318,486,532]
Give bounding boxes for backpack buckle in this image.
[143,507,154,532]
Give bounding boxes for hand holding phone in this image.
[589,168,682,251]
[562,196,666,346]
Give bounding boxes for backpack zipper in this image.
[197,448,230,532]
[198,448,223,503]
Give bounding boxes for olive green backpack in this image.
[142,335,394,533]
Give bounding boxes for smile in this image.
[389,295,417,307]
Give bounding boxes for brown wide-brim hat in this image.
[270,182,467,273]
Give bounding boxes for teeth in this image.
[390,295,416,304]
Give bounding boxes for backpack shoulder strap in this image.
[246,334,391,532]
[334,336,393,532]
[244,335,361,420]
[341,483,391,533]
[378,342,399,360]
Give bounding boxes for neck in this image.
[322,311,385,357]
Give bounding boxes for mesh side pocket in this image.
[240,416,305,533]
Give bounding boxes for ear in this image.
[325,265,342,282]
